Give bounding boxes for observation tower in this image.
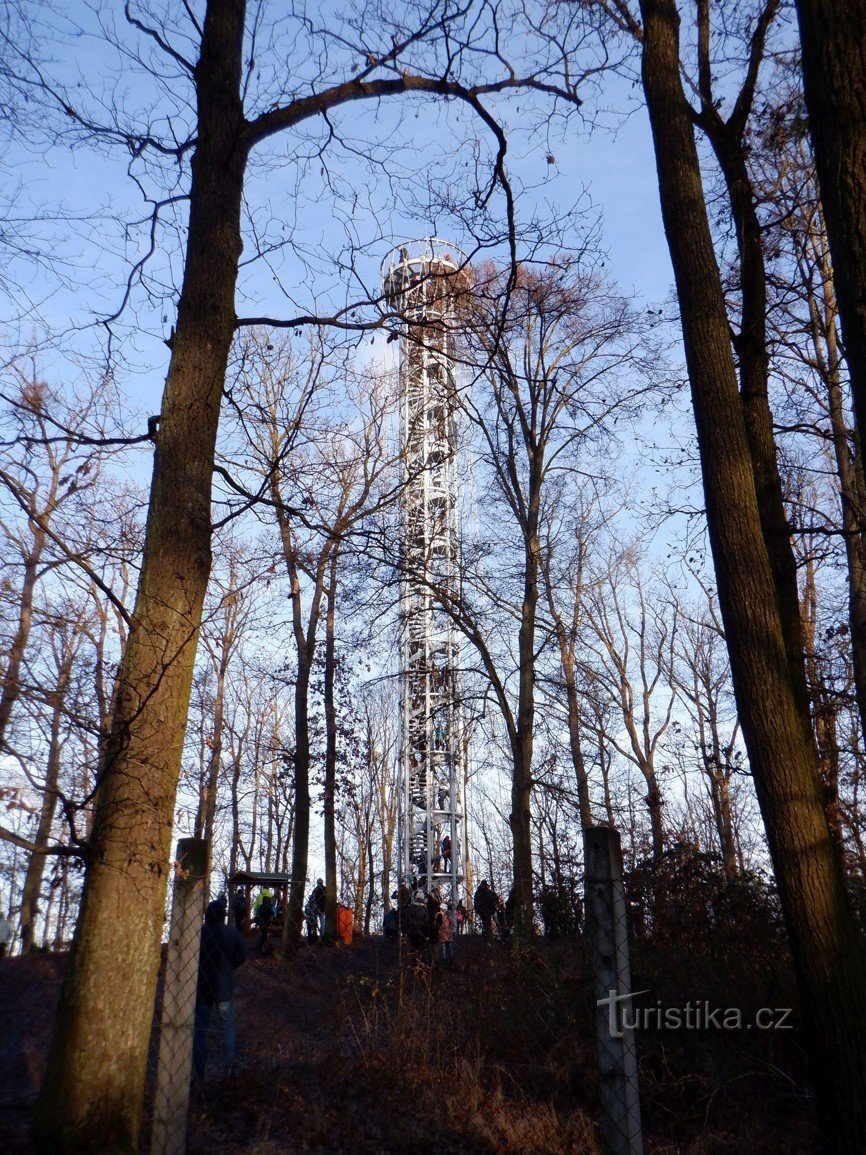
[382,239,469,905]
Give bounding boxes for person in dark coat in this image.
[253,892,274,948]
[231,889,249,933]
[406,891,431,953]
[193,899,246,1081]
[474,880,498,938]
[310,878,327,937]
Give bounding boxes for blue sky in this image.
[0,4,676,418]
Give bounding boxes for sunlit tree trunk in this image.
[639,2,866,1147]
[34,4,248,1148]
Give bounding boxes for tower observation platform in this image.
[382,239,469,905]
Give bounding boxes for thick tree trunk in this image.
[707,123,811,720]
[33,4,247,1149]
[795,0,866,465]
[639,2,866,1148]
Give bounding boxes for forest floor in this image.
[0,931,819,1153]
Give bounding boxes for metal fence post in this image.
[151,837,208,1155]
[584,826,643,1155]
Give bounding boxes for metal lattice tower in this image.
[382,239,468,904]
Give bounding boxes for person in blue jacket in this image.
[192,899,246,1081]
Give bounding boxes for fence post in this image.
[151,837,208,1155]
[583,826,643,1155]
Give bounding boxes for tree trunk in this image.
[34,4,247,1149]
[705,117,811,721]
[639,2,866,1148]
[509,524,539,936]
[711,771,737,878]
[804,226,866,746]
[195,647,229,895]
[0,525,47,749]
[323,554,339,940]
[795,0,866,466]
[20,659,71,953]
[284,653,312,949]
[547,609,594,828]
[800,548,845,863]
[643,770,664,863]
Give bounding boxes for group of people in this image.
[252,889,285,949]
[191,874,578,1083]
[391,883,460,965]
[473,879,515,939]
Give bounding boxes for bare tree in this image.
[584,553,677,862]
[430,259,652,931]
[631,0,866,1143]
[669,598,743,876]
[8,3,592,1140]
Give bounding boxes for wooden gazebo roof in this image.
[228,871,295,887]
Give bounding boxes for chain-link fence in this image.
[0,829,819,1152]
[135,830,645,1154]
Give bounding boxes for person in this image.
[253,892,274,949]
[0,912,12,958]
[474,880,498,938]
[426,889,441,935]
[406,889,430,953]
[310,878,326,937]
[441,834,452,872]
[231,889,248,934]
[253,887,274,923]
[455,899,467,935]
[434,902,455,966]
[304,894,320,941]
[540,887,559,938]
[193,899,246,1082]
[383,907,399,938]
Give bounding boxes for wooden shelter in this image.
[227,870,294,933]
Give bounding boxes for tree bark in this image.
[34,3,248,1148]
[700,101,811,721]
[795,0,866,467]
[639,2,866,1148]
